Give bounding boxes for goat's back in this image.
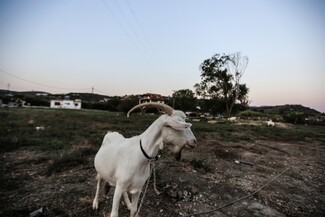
[94,131,126,186]
[101,131,125,147]
[94,132,148,189]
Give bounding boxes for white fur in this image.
[228,116,237,122]
[92,110,196,217]
[266,119,275,127]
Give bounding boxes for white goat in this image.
[228,116,237,122]
[266,119,275,127]
[92,103,197,217]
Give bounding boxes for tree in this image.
[172,89,196,111]
[117,95,139,113]
[194,52,249,116]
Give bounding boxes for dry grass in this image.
[0,107,324,216]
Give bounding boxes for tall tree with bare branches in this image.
[194,52,249,116]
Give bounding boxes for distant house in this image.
[50,99,82,109]
[139,93,164,104]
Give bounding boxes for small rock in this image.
[30,208,43,217]
[190,186,198,194]
[177,191,183,199]
[170,190,177,198]
[35,126,45,131]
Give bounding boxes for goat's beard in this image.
[164,142,185,161]
[173,146,184,161]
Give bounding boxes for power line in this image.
[101,0,150,67]
[101,0,133,43]
[0,68,91,92]
[101,0,163,75]
[112,0,153,60]
[125,0,166,73]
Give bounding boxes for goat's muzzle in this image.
[174,139,197,161]
[186,139,197,148]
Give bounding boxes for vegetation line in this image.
[185,167,291,216]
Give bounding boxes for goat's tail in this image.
[96,173,102,181]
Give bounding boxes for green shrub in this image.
[239,110,264,118]
[283,112,306,124]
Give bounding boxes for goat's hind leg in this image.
[123,192,132,210]
[92,173,102,210]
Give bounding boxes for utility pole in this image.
[7,83,10,93]
[172,90,176,108]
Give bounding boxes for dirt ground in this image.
[1,125,325,216]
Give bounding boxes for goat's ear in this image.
[164,120,192,130]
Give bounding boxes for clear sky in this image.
[0,0,324,112]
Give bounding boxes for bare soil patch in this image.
[2,138,324,216]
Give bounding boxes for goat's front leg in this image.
[110,185,123,217]
[130,191,141,217]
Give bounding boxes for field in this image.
[0,108,324,217]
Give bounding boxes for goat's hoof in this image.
[102,211,110,217]
[92,200,99,210]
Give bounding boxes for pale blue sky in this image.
[0,0,324,111]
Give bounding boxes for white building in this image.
[50,99,82,109]
[139,93,164,104]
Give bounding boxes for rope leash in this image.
[135,161,161,217]
[184,167,290,216]
[152,162,161,195]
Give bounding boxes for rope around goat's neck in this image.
[135,161,161,217]
[152,162,161,195]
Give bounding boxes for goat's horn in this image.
[127,102,173,117]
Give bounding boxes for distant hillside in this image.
[250,104,321,116]
[0,89,51,97]
[0,89,117,102]
[1,89,322,116]
[52,92,120,102]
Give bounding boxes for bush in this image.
[283,112,306,124]
[239,110,264,118]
